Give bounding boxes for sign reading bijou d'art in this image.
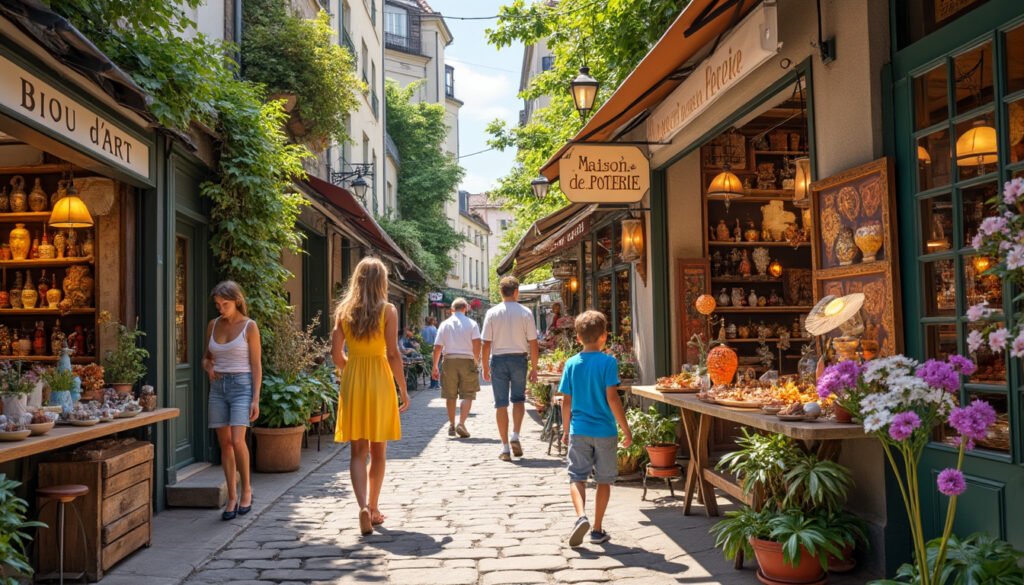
[646,4,778,149]
[0,55,150,179]
[558,145,649,204]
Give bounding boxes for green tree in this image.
[384,80,465,285]
[484,0,687,273]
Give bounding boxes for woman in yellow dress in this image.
[332,257,410,535]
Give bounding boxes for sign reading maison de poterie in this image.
[646,4,778,149]
[558,144,650,204]
[0,54,150,179]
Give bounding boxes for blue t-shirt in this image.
[421,325,438,345]
[558,351,621,438]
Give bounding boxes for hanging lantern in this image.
[695,294,717,315]
[48,181,94,228]
[620,218,643,262]
[956,122,998,167]
[531,174,550,199]
[707,169,745,211]
[570,66,599,120]
[769,259,783,278]
[792,157,811,208]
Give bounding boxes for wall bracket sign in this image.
[558,144,650,204]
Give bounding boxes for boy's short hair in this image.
[575,310,608,344]
[499,276,519,298]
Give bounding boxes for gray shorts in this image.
[567,435,617,484]
[209,373,253,428]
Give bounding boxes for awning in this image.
[539,0,761,181]
[496,203,598,278]
[304,176,425,282]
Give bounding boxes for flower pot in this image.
[253,425,305,473]
[750,536,825,584]
[826,543,857,573]
[1,393,27,419]
[834,404,853,423]
[111,383,134,395]
[645,443,678,468]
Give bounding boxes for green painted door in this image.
[171,219,207,470]
[302,229,329,339]
[891,0,1024,551]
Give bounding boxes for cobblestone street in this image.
[178,387,868,585]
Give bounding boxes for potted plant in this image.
[527,381,551,414]
[40,367,76,404]
[0,362,33,419]
[629,405,679,468]
[0,474,45,584]
[616,418,644,476]
[101,319,149,394]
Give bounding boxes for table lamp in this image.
[805,293,866,363]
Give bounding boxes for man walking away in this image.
[422,317,440,389]
[482,276,539,461]
[432,298,481,438]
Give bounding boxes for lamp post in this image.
[570,66,599,121]
[531,175,550,199]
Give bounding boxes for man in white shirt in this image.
[482,276,539,461]
[432,298,481,438]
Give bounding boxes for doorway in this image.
[170,219,208,472]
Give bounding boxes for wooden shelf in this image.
[716,306,812,313]
[0,212,54,223]
[0,308,94,316]
[0,256,94,269]
[711,277,785,284]
[709,241,808,248]
[0,355,95,363]
[720,338,811,344]
[753,150,808,156]
[0,164,81,175]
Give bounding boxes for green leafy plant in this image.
[0,362,34,396]
[711,507,773,562]
[262,312,330,380]
[0,474,45,584]
[627,405,679,448]
[876,533,1024,585]
[101,319,149,385]
[768,511,846,569]
[617,420,644,470]
[304,363,338,426]
[717,429,801,509]
[527,381,551,406]
[257,373,313,428]
[40,367,76,394]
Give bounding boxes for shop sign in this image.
[558,145,649,203]
[0,55,150,179]
[427,291,443,302]
[539,215,592,255]
[647,4,779,149]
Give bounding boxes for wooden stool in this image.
[36,484,90,585]
[642,464,682,500]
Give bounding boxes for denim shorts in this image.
[490,353,527,408]
[567,435,618,484]
[209,373,254,428]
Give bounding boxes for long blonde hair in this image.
[334,257,389,340]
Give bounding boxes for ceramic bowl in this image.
[27,421,55,435]
[0,429,31,441]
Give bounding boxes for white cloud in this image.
[460,172,495,194]
[453,66,518,123]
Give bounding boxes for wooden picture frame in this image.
[676,258,710,366]
[810,157,903,356]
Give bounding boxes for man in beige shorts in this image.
[432,297,482,438]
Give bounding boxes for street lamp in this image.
[570,66,599,120]
[350,175,369,199]
[329,162,374,201]
[531,174,550,199]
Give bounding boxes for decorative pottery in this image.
[744,220,760,242]
[66,229,78,258]
[32,321,45,355]
[718,288,731,307]
[62,265,94,308]
[81,231,95,257]
[837,186,861,222]
[768,290,782,306]
[726,322,737,339]
[854,222,884,262]
[715,219,731,241]
[253,425,306,473]
[8,176,26,212]
[834,226,858,266]
[731,288,746,308]
[50,320,65,356]
[50,178,67,209]
[29,237,39,260]
[8,223,29,260]
[14,331,31,357]
[707,345,739,386]
[750,537,825,585]
[21,271,36,309]
[46,281,61,309]
[748,289,759,307]
[738,250,752,277]
[0,244,9,260]
[645,444,678,468]
[834,404,853,423]
[756,162,777,190]
[38,230,55,259]
[9,271,22,309]
[738,324,751,339]
[28,178,47,211]
[0,326,9,355]
[0,186,8,213]
[1,394,28,420]
[757,296,767,306]
[752,247,770,277]
[733,219,742,241]
[37,270,48,301]
[53,230,66,259]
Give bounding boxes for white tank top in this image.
[209,318,252,373]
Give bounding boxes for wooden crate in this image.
[36,440,153,582]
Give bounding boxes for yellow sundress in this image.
[334,310,401,442]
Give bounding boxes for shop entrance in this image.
[172,219,206,471]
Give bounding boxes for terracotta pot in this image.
[253,425,305,472]
[827,543,857,573]
[111,383,134,395]
[750,537,825,584]
[834,404,853,424]
[646,443,678,468]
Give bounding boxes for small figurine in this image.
[738,250,752,278]
[733,219,742,242]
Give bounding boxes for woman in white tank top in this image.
[203,281,262,521]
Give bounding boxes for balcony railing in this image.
[384,12,421,54]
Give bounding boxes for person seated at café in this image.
[400,328,421,360]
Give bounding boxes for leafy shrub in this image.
[101,319,149,385]
[0,475,45,584]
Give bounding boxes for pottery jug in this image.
[835,227,858,266]
[9,271,22,309]
[50,179,66,209]
[0,186,8,213]
[38,231,55,259]
[28,178,47,212]
[748,290,759,307]
[715,219,730,241]
[718,288,731,307]
[9,176,26,213]
[731,287,746,307]
[8,223,29,260]
[854,222,884,262]
[21,271,36,309]
[53,230,66,259]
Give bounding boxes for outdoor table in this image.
[0,408,180,465]
[630,386,868,517]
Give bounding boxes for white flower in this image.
[1008,245,1024,270]
[863,411,892,433]
[989,328,1009,353]
[967,330,985,354]
[1012,330,1024,358]
[967,302,990,322]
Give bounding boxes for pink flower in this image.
[1012,331,1024,359]
[1003,177,1024,206]
[979,216,1008,236]
[988,328,1009,353]
[947,355,977,377]
[967,330,985,354]
[888,411,921,441]
[937,468,966,496]
[971,233,985,250]
[1008,245,1024,270]
[966,302,990,322]
[948,400,997,443]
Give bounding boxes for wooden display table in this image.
[0,408,179,465]
[630,386,868,517]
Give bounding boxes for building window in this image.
[384,4,408,37]
[384,3,420,53]
[360,40,368,84]
[459,191,469,213]
[445,65,455,99]
[541,55,554,71]
[499,219,509,230]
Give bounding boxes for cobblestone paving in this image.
[184,387,869,585]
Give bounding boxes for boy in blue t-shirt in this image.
[558,310,632,547]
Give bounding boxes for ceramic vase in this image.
[0,291,7,309]
[9,176,26,213]
[1,394,27,420]
[738,250,752,277]
[835,227,858,266]
[0,186,8,213]
[715,219,730,241]
[718,288,731,307]
[53,230,65,259]
[21,271,36,309]
[28,178,47,212]
[62,265,94,308]
[752,247,770,277]
[32,322,45,355]
[748,289,759,308]
[731,287,746,308]
[81,232,94,258]
[9,271,22,309]
[8,223,29,260]
[854,222,884,262]
[46,285,61,310]
[38,230,55,259]
[0,244,9,260]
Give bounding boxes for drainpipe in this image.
[234,0,243,68]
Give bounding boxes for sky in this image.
[426,0,523,195]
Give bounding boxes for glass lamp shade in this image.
[707,170,745,200]
[350,175,369,199]
[917,145,932,165]
[620,218,643,262]
[48,194,93,228]
[570,66,599,118]
[531,175,550,199]
[955,124,998,166]
[792,157,811,208]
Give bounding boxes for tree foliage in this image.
[484,0,687,272]
[383,80,465,285]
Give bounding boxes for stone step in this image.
[166,463,229,508]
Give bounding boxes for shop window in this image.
[967,320,1007,385]
[964,255,1002,307]
[924,323,958,361]
[1008,96,1024,165]
[923,258,957,317]
[954,112,999,180]
[595,225,613,270]
[175,236,188,365]
[596,274,613,326]
[961,181,998,247]
[896,0,990,49]
[953,42,995,114]
[1006,24,1024,94]
[917,127,951,190]
[914,63,948,130]
[920,193,954,253]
